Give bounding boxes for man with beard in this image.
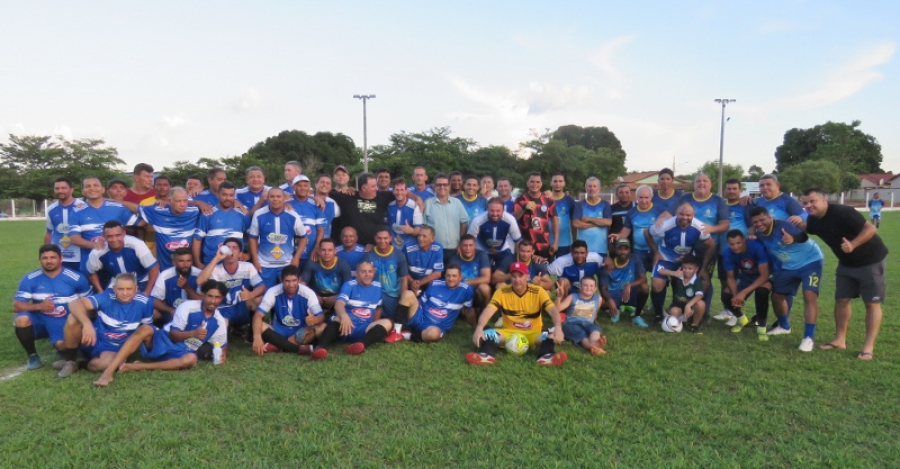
[151,248,202,326]
[45,177,85,271]
[469,198,523,269]
[86,221,159,296]
[252,266,322,355]
[192,181,250,269]
[198,237,267,329]
[249,188,308,288]
[68,176,136,274]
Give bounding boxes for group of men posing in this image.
[12,163,888,386]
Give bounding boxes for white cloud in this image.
[235,87,262,111]
[161,115,188,128]
[527,82,593,114]
[588,35,634,99]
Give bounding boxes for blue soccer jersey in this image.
[140,205,201,271]
[754,193,803,220]
[456,194,488,223]
[257,283,323,337]
[502,198,516,214]
[151,299,229,357]
[88,290,154,351]
[727,201,750,236]
[207,261,264,308]
[336,279,383,329]
[301,257,352,296]
[550,195,575,248]
[649,217,710,262]
[669,193,728,250]
[548,252,604,294]
[278,182,294,197]
[191,190,219,207]
[624,204,664,252]
[363,247,408,298]
[387,198,423,249]
[46,199,86,264]
[449,250,491,282]
[71,200,136,269]
[404,241,444,281]
[409,186,435,201]
[321,197,340,238]
[235,186,270,210]
[336,244,366,277]
[286,197,324,260]
[652,189,685,213]
[495,255,550,283]
[723,239,769,284]
[869,198,885,217]
[468,212,522,255]
[409,280,475,332]
[86,235,158,288]
[194,206,250,265]
[248,207,307,268]
[151,266,201,309]
[754,219,824,271]
[601,257,646,294]
[15,268,92,314]
[573,198,612,255]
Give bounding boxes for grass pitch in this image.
[1,216,898,468]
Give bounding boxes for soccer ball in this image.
[504,333,530,355]
[661,315,683,333]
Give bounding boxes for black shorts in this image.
[835,259,886,303]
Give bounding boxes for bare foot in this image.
[819,341,846,350]
[598,334,608,349]
[858,352,874,361]
[93,375,113,387]
[118,362,135,373]
[589,345,607,356]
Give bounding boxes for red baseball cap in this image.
[508,262,529,276]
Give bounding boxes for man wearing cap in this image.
[332,165,351,192]
[106,178,129,203]
[286,174,325,272]
[467,261,567,366]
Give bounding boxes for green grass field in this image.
[1,217,898,468]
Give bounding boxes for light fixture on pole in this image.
[714,98,735,195]
[353,94,376,173]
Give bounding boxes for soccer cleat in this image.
[653,314,664,325]
[52,359,67,371]
[263,343,281,353]
[465,352,496,365]
[713,310,733,321]
[725,315,738,327]
[57,360,78,378]
[690,324,703,335]
[632,316,649,328]
[345,342,366,355]
[297,345,313,356]
[610,313,620,323]
[757,328,769,341]
[621,305,636,316]
[385,331,405,343]
[731,315,749,333]
[767,326,792,336]
[311,348,328,361]
[536,352,568,366]
[26,354,42,370]
[798,337,814,352]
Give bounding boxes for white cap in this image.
[292,174,310,185]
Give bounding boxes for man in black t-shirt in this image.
[330,173,421,248]
[801,188,888,360]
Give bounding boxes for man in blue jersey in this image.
[286,174,325,271]
[302,239,352,312]
[619,185,664,274]
[279,161,302,197]
[310,261,392,360]
[722,230,772,340]
[713,179,752,324]
[647,202,715,325]
[548,240,604,318]
[652,168,684,213]
[549,173,575,259]
[598,239,648,324]
[363,226,409,321]
[252,266,323,356]
[198,237,267,330]
[13,245,92,370]
[449,235,492,314]
[409,166,435,201]
[86,221,159,296]
[497,178,516,214]
[92,280,229,387]
[337,226,366,278]
[573,177,612,257]
[45,177,84,271]
[752,174,805,225]
[57,273,155,378]
[138,187,201,272]
[68,176,136,274]
[387,177,423,249]
[151,248,202,325]
[236,166,271,216]
[492,240,553,291]
[749,206,823,351]
[403,226,444,294]
[868,192,884,228]
[314,174,340,239]
[469,197,523,269]
[456,175,488,222]
[191,167,227,207]
[249,187,308,288]
[392,264,476,341]
[192,181,250,269]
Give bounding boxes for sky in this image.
[2,0,899,176]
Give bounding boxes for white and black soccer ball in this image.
[661,315,683,333]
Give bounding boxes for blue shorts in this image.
[260,267,283,289]
[652,260,681,280]
[141,327,193,361]
[269,316,306,339]
[337,321,368,343]
[562,317,602,344]
[219,302,251,327]
[406,307,451,334]
[772,261,823,296]
[380,294,399,321]
[607,289,637,308]
[89,340,123,358]
[15,311,68,343]
[632,249,653,274]
[488,251,513,270]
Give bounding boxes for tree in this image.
[777,160,842,194]
[747,165,765,182]
[775,120,882,174]
[696,161,744,194]
[521,124,628,188]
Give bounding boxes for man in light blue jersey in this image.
[252,266,323,356]
[392,264,476,341]
[868,192,884,228]
[387,177,423,249]
[86,221,159,296]
[151,248,202,326]
[235,166,271,217]
[573,177,612,257]
[138,187,201,272]
[248,187,308,288]
[198,237,267,330]
[92,280,229,387]
[337,226,366,278]
[278,161,302,197]
[749,206,823,352]
[45,177,84,271]
[619,185,664,274]
[403,226,444,294]
[13,245,92,370]
[752,174,805,224]
[549,173,575,259]
[363,226,409,321]
[192,181,250,269]
[69,176,136,274]
[468,198,522,268]
[456,175,489,222]
[286,174,325,272]
[497,178,516,214]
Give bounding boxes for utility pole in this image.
[714,98,735,195]
[353,94,376,173]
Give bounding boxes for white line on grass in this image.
[0,366,25,382]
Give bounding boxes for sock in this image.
[651,289,666,317]
[478,339,499,357]
[732,306,743,318]
[754,287,770,325]
[362,324,388,346]
[15,326,37,355]
[804,323,816,339]
[317,322,341,349]
[537,339,555,356]
[778,315,791,330]
[636,291,649,315]
[261,329,299,353]
[721,290,734,313]
[59,348,78,362]
[196,342,214,360]
[409,329,423,343]
[395,304,409,327]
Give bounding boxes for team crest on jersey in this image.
[705,209,712,218]
[282,315,301,327]
[540,205,547,213]
[166,240,190,250]
[267,233,289,244]
[686,288,695,297]
[56,223,70,234]
[174,298,185,307]
[514,321,533,330]
[674,246,692,255]
[351,308,372,319]
[741,260,754,269]
[271,245,285,259]
[46,305,67,318]
[428,307,448,319]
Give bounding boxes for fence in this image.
[0,199,48,219]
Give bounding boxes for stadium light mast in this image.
[353,94,376,173]
[714,98,736,195]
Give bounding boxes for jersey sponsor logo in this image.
[487,238,503,247]
[165,240,190,251]
[184,337,203,351]
[674,245,692,255]
[46,305,68,318]
[514,321,533,330]
[56,223,70,234]
[267,233,289,244]
[104,332,129,341]
[351,308,372,319]
[428,307,448,319]
[225,279,242,289]
[60,235,72,248]
[271,245,285,259]
[282,315,301,327]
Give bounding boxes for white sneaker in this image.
[767,326,792,336]
[799,337,814,352]
[725,315,738,327]
[713,310,733,321]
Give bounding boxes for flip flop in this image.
[857,352,873,361]
[819,342,845,350]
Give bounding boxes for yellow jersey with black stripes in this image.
[489,283,554,334]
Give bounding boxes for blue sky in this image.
[2,1,898,176]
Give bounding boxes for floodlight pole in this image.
[714,98,735,195]
[353,94,376,173]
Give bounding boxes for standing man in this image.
[549,173,575,258]
[752,174,805,224]
[69,176,136,274]
[185,175,204,197]
[496,178,516,213]
[713,178,751,323]
[330,173,417,248]
[279,161,302,197]
[409,166,435,201]
[286,175,325,271]
[248,188,308,288]
[449,171,464,198]
[424,173,470,263]
[620,185,664,275]
[609,184,634,241]
[332,165,351,192]
[138,187,201,272]
[363,227,409,321]
[456,175,488,222]
[867,192,884,229]
[192,181,249,269]
[86,221,159,296]
[652,168,684,213]
[386,177,423,249]
[106,177,129,202]
[198,237,267,330]
[514,172,558,259]
[376,168,393,192]
[192,167,227,206]
[236,166,271,215]
[481,175,498,199]
[803,189,888,359]
[124,163,155,205]
[315,174,340,240]
[45,177,84,271]
[468,198,522,268]
[572,177,612,257]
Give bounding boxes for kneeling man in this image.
[390,263,475,342]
